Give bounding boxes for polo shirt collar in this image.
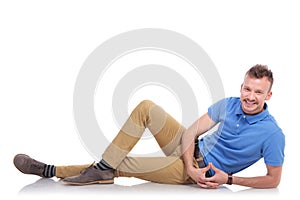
[235,101,269,124]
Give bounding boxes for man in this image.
[14,64,285,189]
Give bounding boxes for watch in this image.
[226,173,233,185]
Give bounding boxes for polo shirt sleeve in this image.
[208,98,227,123]
[262,130,285,166]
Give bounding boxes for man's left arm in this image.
[205,164,282,188]
[230,165,282,188]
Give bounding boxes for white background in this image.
[0,0,299,200]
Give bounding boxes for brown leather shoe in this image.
[13,154,46,177]
[62,164,114,185]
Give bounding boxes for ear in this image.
[240,83,243,92]
[265,91,272,100]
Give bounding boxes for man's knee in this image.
[137,99,155,109]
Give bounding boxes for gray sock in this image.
[94,159,113,170]
[43,164,56,177]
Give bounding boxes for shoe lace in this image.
[80,162,95,175]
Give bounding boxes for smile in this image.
[244,99,256,106]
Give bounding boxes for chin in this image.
[242,105,256,114]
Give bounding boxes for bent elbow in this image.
[266,177,281,189]
[272,179,281,188]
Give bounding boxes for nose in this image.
[248,92,255,100]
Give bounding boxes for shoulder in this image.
[219,97,241,111]
[209,97,242,113]
[265,114,285,138]
[225,97,240,105]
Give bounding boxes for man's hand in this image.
[201,163,283,189]
[187,163,220,189]
[203,163,228,186]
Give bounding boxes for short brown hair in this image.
[246,64,273,91]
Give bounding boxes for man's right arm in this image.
[181,113,216,185]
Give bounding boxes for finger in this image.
[205,181,220,189]
[197,181,208,188]
[206,162,212,169]
[197,181,219,189]
[203,162,212,172]
[210,162,218,172]
[203,176,215,182]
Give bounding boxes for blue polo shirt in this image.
[199,97,285,175]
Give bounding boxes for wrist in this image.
[226,173,233,185]
[186,165,196,173]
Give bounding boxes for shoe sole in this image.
[62,179,114,185]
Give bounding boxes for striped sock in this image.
[94,159,113,170]
[43,164,56,178]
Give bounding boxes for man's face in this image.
[240,75,272,115]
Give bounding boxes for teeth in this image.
[246,100,255,104]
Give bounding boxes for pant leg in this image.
[55,158,196,184]
[115,145,195,184]
[55,157,199,183]
[102,100,186,169]
[57,100,187,180]
[56,164,91,178]
[116,157,193,184]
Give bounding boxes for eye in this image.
[243,87,250,92]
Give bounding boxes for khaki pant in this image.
[56,100,196,184]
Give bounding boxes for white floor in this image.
[17,176,280,198]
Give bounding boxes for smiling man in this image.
[14,64,285,189]
[182,65,284,188]
[240,68,273,115]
